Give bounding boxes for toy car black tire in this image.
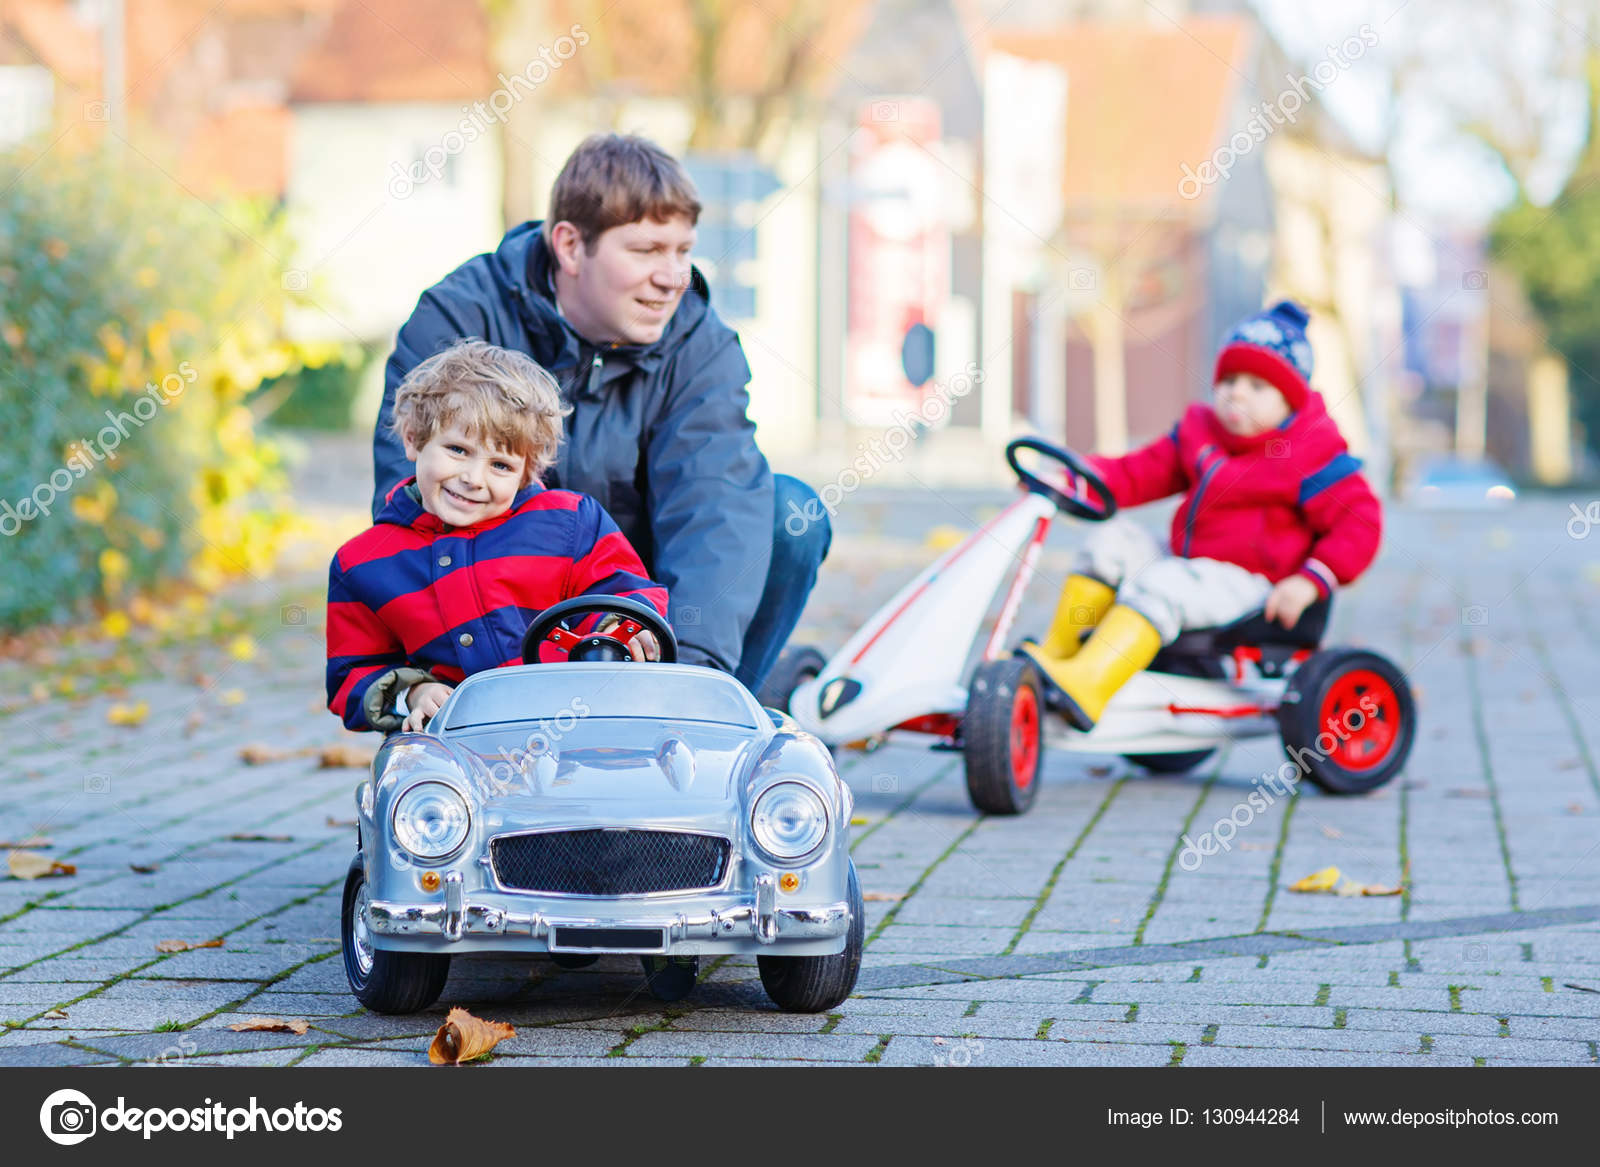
[640,955,700,1002]
[757,645,828,713]
[757,860,864,1013]
[342,854,451,1014]
[1124,749,1217,774]
[1276,648,1415,795]
[963,658,1044,815]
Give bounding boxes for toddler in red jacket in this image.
[1020,300,1381,731]
[326,339,667,734]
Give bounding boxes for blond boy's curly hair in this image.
[391,339,570,481]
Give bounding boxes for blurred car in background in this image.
[1402,455,1517,507]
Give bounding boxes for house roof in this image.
[177,102,292,196]
[1,0,100,86]
[289,0,491,102]
[989,15,1256,217]
[540,0,875,99]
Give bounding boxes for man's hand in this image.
[1264,574,1321,629]
[595,615,662,662]
[403,681,454,732]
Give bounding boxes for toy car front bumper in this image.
[365,874,850,956]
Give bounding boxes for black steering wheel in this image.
[520,595,678,665]
[1006,436,1117,521]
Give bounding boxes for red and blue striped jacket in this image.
[326,478,668,731]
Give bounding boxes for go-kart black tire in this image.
[758,861,864,1013]
[640,955,700,1002]
[1124,750,1216,774]
[757,645,828,713]
[963,658,1044,815]
[342,854,450,1015]
[1277,648,1415,795]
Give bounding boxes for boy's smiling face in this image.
[1212,373,1292,436]
[402,423,528,527]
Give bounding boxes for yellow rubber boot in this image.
[1036,574,1117,660]
[1024,604,1162,732]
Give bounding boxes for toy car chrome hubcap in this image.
[1318,669,1399,771]
[1010,684,1040,788]
[351,882,376,976]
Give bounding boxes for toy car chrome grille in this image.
[490,829,730,895]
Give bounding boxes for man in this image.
[372,133,828,691]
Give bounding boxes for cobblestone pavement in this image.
[3,465,1600,1068]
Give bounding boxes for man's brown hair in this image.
[545,133,701,251]
[391,340,570,481]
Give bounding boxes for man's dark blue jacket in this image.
[372,220,773,674]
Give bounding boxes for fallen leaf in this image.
[1335,879,1367,897]
[155,938,224,953]
[1563,982,1600,994]
[227,833,293,843]
[106,701,149,727]
[325,816,357,829]
[228,1017,309,1035]
[1445,788,1491,799]
[862,892,903,902]
[28,682,48,703]
[218,689,246,706]
[1289,866,1341,893]
[1558,758,1583,771]
[1320,825,1343,839]
[1087,764,1114,777]
[429,1007,515,1065]
[1567,803,1585,815]
[42,1008,68,1020]
[316,744,374,769]
[239,744,292,765]
[129,863,159,874]
[848,816,868,826]
[1361,883,1403,897]
[932,1036,946,1045]
[183,712,204,736]
[0,836,50,849]
[228,635,258,662]
[8,850,76,880]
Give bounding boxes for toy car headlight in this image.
[391,780,471,860]
[751,781,828,861]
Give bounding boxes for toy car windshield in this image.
[440,663,762,733]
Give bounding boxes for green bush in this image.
[249,344,379,431]
[0,145,333,632]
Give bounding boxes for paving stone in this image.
[1425,1034,1595,1062]
[1181,1047,1476,1067]
[1211,1025,1427,1054]
[625,1031,880,1062]
[879,1035,1174,1067]
[0,1041,119,1066]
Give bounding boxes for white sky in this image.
[1251,0,1589,224]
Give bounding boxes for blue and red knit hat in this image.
[1213,299,1314,410]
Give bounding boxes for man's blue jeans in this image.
[734,475,832,693]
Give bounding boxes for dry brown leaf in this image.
[1288,866,1341,893]
[154,938,224,953]
[428,1007,515,1065]
[1564,983,1600,994]
[0,836,50,849]
[1086,764,1114,777]
[129,862,160,874]
[227,1017,310,1035]
[239,744,293,765]
[862,892,903,902]
[326,815,358,829]
[1567,803,1586,815]
[42,1008,68,1020]
[8,850,76,880]
[1361,883,1404,897]
[227,833,293,843]
[317,744,375,769]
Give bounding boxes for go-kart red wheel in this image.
[963,658,1044,814]
[1276,648,1415,794]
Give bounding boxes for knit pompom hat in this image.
[1213,299,1314,410]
